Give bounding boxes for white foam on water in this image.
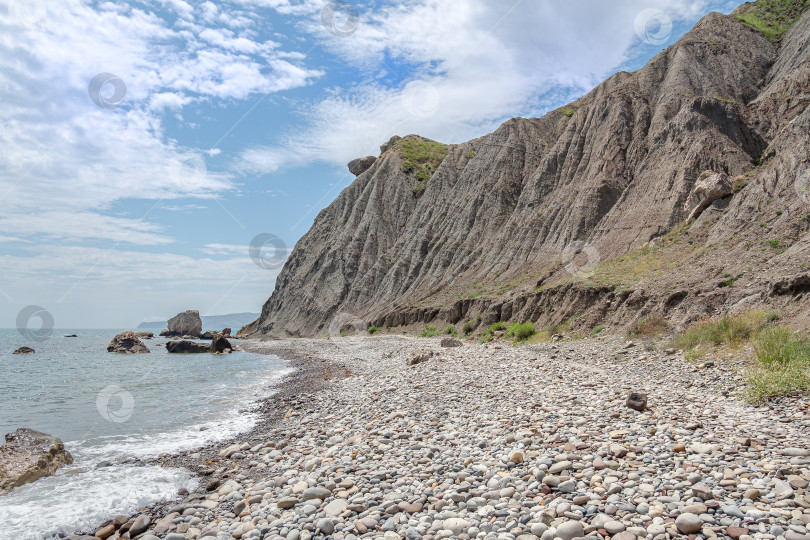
[0,365,293,539]
[0,465,198,540]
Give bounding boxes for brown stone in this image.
[95,524,115,539]
[407,349,434,366]
[626,392,647,411]
[726,527,748,539]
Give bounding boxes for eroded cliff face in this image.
[254,7,810,338]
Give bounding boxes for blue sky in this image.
[0,0,742,329]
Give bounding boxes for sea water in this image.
[0,329,289,540]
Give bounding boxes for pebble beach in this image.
[69,335,810,540]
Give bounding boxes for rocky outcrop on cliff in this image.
[254,5,810,337]
[0,428,74,495]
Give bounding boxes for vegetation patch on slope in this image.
[397,137,449,195]
[733,0,810,42]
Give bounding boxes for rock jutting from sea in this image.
[0,428,74,495]
[160,310,203,338]
[107,330,151,354]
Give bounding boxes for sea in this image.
[0,329,289,540]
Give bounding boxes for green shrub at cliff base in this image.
[419,325,438,337]
[506,322,537,342]
[746,326,810,403]
[479,322,507,343]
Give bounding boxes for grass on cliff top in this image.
[398,138,449,184]
[673,310,810,402]
[733,0,810,42]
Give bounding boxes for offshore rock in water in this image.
[166,340,210,353]
[107,331,150,354]
[210,333,233,354]
[12,346,35,354]
[165,336,231,354]
[0,428,74,495]
[166,309,203,337]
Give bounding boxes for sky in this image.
[0,0,743,330]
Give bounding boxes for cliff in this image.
[252,2,810,338]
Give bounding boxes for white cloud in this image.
[0,211,170,245]
[202,242,293,256]
[236,0,724,173]
[0,0,322,245]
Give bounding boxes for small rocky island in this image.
[107,330,151,354]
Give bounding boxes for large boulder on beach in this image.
[13,346,35,354]
[0,428,74,495]
[166,340,210,353]
[166,310,202,337]
[107,331,150,354]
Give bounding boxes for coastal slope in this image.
[253,4,810,338]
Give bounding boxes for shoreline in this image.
[63,338,351,540]
[63,335,809,540]
[142,339,351,488]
